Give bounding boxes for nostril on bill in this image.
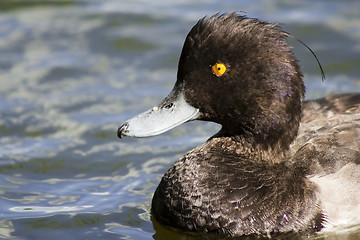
[164,103,174,109]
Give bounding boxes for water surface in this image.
[0,0,359,239]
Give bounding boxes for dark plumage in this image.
[177,14,304,152]
[118,13,360,238]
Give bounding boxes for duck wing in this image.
[292,93,360,175]
[292,93,360,228]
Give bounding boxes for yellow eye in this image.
[212,63,227,76]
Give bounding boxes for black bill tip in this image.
[117,123,128,139]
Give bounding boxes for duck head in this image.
[118,13,305,151]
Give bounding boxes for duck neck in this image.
[210,128,290,164]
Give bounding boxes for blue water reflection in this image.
[0,0,359,239]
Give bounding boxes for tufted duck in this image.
[117,13,360,237]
